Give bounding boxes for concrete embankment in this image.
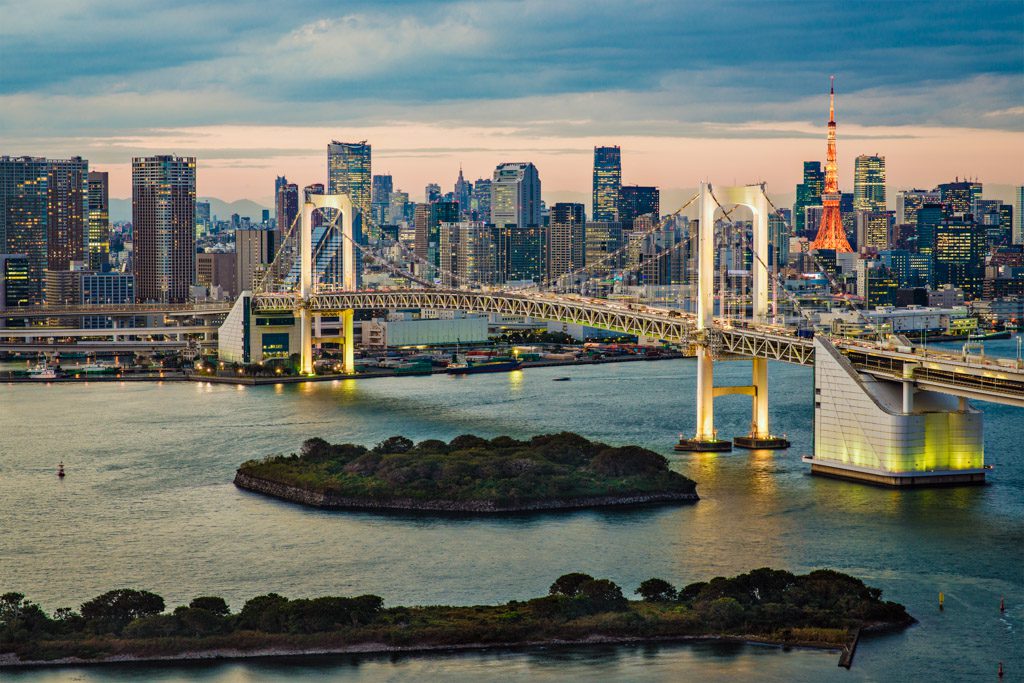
[233,471,698,513]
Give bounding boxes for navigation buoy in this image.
[938,592,944,610]
[1000,596,1005,613]
[57,462,65,479]
[998,661,1004,678]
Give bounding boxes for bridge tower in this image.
[299,193,357,376]
[676,183,790,452]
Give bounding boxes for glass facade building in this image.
[592,146,621,222]
[853,154,886,212]
[132,155,196,303]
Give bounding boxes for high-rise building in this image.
[0,157,49,303]
[439,221,496,286]
[619,185,659,232]
[491,162,541,229]
[547,202,586,282]
[414,201,459,272]
[275,179,299,232]
[80,271,135,305]
[304,184,325,228]
[196,201,211,235]
[853,154,886,212]
[1014,186,1023,245]
[44,157,89,274]
[895,188,939,225]
[327,140,371,232]
[371,174,393,226]
[425,183,441,204]
[584,221,623,274]
[388,190,409,225]
[196,252,237,297]
[87,171,109,271]
[915,203,944,255]
[453,167,472,217]
[933,218,985,299]
[235,228,279,293]
[810,78,853,252]
[938,179,979,217]
[0,253,31,314]
[132,155,196,303]
[592,146,622,222]
[471,178,491,221]
[856,211,894,251]
[493,223,545,283]
[794,161,825,235]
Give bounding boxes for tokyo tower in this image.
[810,77,853,252]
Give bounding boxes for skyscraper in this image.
[327,140,371,231]
[304,183,324,228]
[938,179,979,217]
[934,218,985,299]
[0,156,89,304]
[132,155,196,303]
[275,179,299,232]
[794,161,824,235]
[87,171,109,271]
[371,174,393,226]
[592,146,621,222]
[235,228,279,293]
[491,162,541,229]
[619,185,659,232]
[853,155,886,212]
[414,201,459,271]
[915,203,944,255]
[810,78,853,253]
[471,178,491,221]
[856,211,894,251]
[896,189,939,225]
[547,202,586,282]
[439,221,496,286]
[1015,186,1023,245]
[453,167,472,217]
[494,223,545,283]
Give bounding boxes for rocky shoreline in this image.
[233,471,699,512]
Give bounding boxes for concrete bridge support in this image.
[802,337,986,486]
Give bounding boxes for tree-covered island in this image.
[0,568,913,667]
[234,432,699,512]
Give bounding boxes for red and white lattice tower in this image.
[810,77,853,252]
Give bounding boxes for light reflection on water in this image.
[1,336,1022,681]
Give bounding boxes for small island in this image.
[0,569,914,667]
[234,432,699,512]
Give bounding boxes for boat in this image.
[58,461,65,478]
[552,377,571,382]
[448,359,522,375]
[393,360,433,376]
[28,363,62,380]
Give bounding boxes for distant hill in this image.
[109,197,272,223]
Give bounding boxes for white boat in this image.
[28,364,62,379]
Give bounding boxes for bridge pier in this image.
[300,306,314,375]
[733,357,791,449]
[341,309,354,374]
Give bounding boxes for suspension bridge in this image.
[221,182,1024,487]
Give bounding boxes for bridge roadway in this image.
[253,288,1024,407]
[0,302,232,319]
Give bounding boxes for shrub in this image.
[577,579,628,613]
[373,436,414,454]
[237,593,289,632]
[590,447,667,477]
[449,434,490,450]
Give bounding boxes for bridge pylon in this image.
[299,193,357,375]
[676,183,789,453]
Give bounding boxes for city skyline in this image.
[1,1,1020,202]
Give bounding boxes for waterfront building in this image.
[592,146,622,222]
[933,218,985,299]
[853,154,886,212]
[327,140,371,232]
[0,253,31,314]
[491,162,541,229]
[235,228,279,293]
[794,161,824,235]
[132,155,195,303]
[275,179,299,233]
[196,252,237,297]
[619,185,659,232]
[547,202,586,283]
[87,171,109,271]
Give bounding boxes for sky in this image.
[1,0,1022,208]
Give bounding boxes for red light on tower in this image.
[810,76,854,253]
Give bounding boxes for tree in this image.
[373,436,414,454]
[80,589,165,634]
[702,597,745,630]
[636,578,678,602]
[237,593,289,632]
[549,572,595,597]
[578,579,628,612]
[189,596,230,617]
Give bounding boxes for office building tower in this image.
[915,203,944,254]
[999,204,1014,246]
[304,184,325,228]
[491,162,541,229]
[132,155,196,303]
[895,189,939,225]
[414,201,459,272]
[388,190,409,225]
[275,180,299,233]
[235,228,279,293]
[45,157,89,274]
[196,200,211,235]
[196,252,237,297]
[471,178,491,221]
[371,174,393,226]
[619,185,660,232]
[454,167,472,217]
[425,183,441,204]
[493,223,545,283]
[584,221,623,274]
[853,154,886,212]
[769,212,789,268]
[0,253,31,313]
[938,179,979,217]
[933,218,985,299]
[1015,186,1023,245]
[87,171,109,271]
[592,146,622,222]
[856,211,894,251]
[0,157,49,303]
[327,140,371,230]
[439,221,496,286]
[80,271,135,305]
[547,202,586,282]
[794,161,824,235]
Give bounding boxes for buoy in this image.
[1000,596,1005,613]
[998,661,1004,678]
[939,592,944,610]
[57,461,65,479]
